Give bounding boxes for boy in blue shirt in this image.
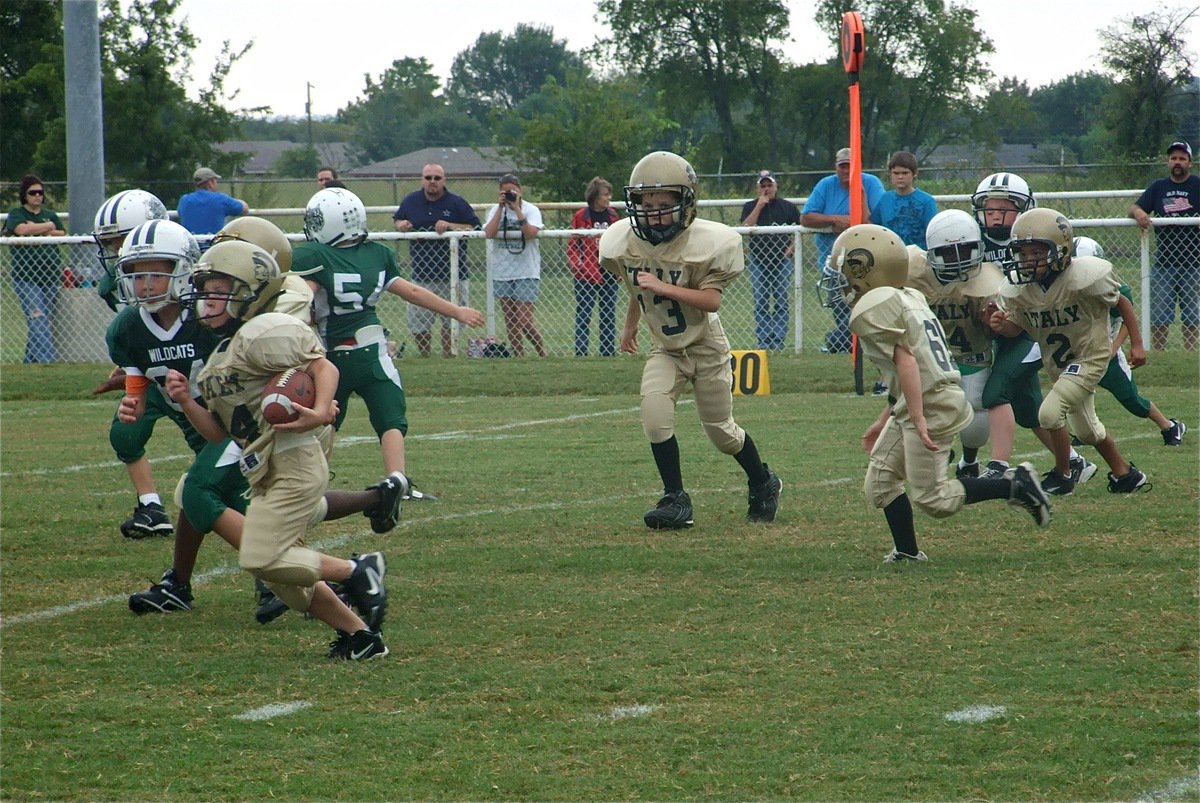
[872,150,938,248]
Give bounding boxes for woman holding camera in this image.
[484,173,547,357]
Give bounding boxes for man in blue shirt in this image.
[801,147,886,352]
[177,167,248,242]
[393,163,482,357]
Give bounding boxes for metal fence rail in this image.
[2,211,1195,363]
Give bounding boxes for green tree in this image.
[1099,8,1197,156]
[597,0,790,171]
[273,145,320,178]
[340,57,471,164]
[815,0,994,162]
[501,73,675,202]
[97,0,252,197]
[982,78,1038,145]
[0,0,66,181]
[1,0,251,199]
[445,24,585,125]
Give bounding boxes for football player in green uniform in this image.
[599,151,781,529]
[1073,236,1186,447]
[105,219,212,539]
[991,210,1149,494]
[92,191,177,537]
[822,224,1051,562]
[294,188,484,527]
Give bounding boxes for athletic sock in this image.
[650,436,684,494]
[883,494,919,556]
[734,433,769,486]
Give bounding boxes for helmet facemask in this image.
[925,209,984,284]
[816,256,850,308]
[1002,208,1072,286]
[182,240,283,329]
[623,151,699,245]
[971,173,1034,244]
[625,188,694,245]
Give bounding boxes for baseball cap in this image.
[757,170,777,184]
[1167,141,1192,157]
[193,167,220,184]
[835,147,852,165]
[498,173,521,186]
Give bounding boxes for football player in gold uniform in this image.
[990,209,1150,494]
[158,238,393,659]
[599,151,781,529]
[821,224,1051,562]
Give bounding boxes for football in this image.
[260,367,315,425]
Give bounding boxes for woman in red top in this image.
[569,177,621,356]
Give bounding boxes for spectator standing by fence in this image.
[801,147,886,352]
[394,163,480,357]
[485,174,547,357]
[741,169,800,351]
[569,177,621,357]
[1129,141,1200,351]
[177,167,247,242]
[871,151,937,249]
[4,174,65,363]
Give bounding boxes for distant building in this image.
[214,140,351,175]
[345,146,518,179]
[918,143,1081,180]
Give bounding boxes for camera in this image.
[504,189,518,203]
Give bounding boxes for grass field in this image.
[1,354,1197,801]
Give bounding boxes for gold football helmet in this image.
[624,151,698,244]
[1002,208,1072,285]
[185,240,284,323]
[822,224,909,308]
[212,216,293,273]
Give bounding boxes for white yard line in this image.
[232,701,312,721]
[944,704,1006,724]
[1136,773,1200,803]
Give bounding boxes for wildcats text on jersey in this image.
[148,343,197,363]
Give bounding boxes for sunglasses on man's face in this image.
[27,189,44,196]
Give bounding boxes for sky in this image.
[169,0,1196,119]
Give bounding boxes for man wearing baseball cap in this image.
[741,170,800,350]
[177,166,248,241]
[800,146,886,352]
[1129,141,1199,350]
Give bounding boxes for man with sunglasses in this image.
[393,164,481,357]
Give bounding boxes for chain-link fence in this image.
[2,194,1196,363]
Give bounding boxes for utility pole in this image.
[63,0,105,239]
[306,82,314,151]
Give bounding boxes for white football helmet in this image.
[92,189,169,274]
[971,172,1035,244]
[822,224,909,308]
[1072,235,1104,259]
[1002,208,1073,285]
[624,151,698,245]
[925,209,984,284]
[303,187,367,246]
[115,220,200,311]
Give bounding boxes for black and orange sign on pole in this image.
[841,11,867,394]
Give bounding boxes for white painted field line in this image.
[599,703,659,721]
[944,704,1006,724]
[1136,773,1200,802]
[0,404,643,479]
[0,491,651,629]
[232,701,312,721]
